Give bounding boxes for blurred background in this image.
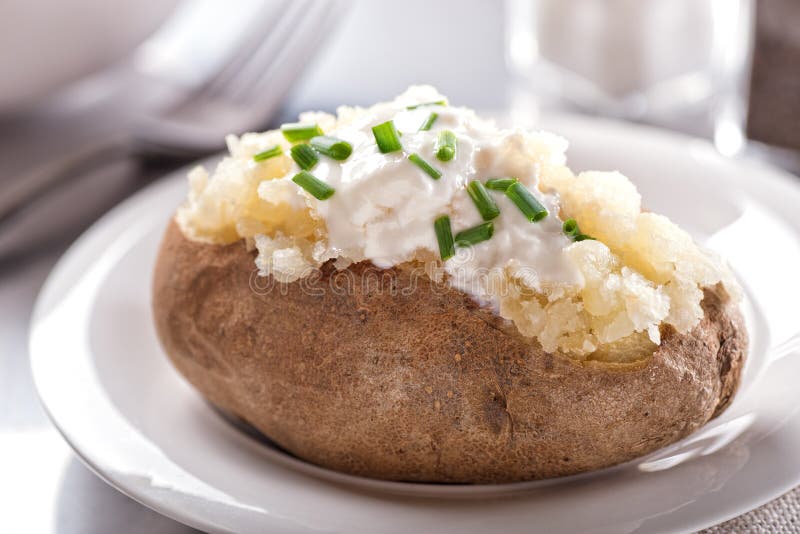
[1,0,798,532]
[1,0,798,265]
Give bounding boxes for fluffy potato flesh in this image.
[153,222,747,483]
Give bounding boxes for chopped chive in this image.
[562,218,595,241]
[292,171,334,200]
[434,215,455,261]
[419,112,438,131]
[372,120,403,153]
[290,144,319,170]
[562,218,580,238]
[467,180,500,221]
[281,123,324,143]
[485,177,518,191]
[253,145,283,162]
[408,153,442,180]
[406,100,447,110]
[505,182,548,222]
[455,222,494,247]
[310,135,352,160]
[435,130,457,162]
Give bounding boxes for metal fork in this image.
[0,0,341,242]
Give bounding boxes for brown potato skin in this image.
[153,221,747,483]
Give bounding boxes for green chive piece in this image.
[406,100,447,110]
[408,153,442,180]
[466,180,500,221]
[434,215,455,261]
[310,135,352,160]
[562,218,595,241]
[281,123,324,143]
[372,120,403,153]
[290,144,319,170]
[253,145,282,162]
[455,222,495,247]
[292,171,334,200]
[485,177,518,191]
[435,130,457,162]
[562,218,580,238]
[419,112,438,131]
[574,234,596,242]
[506,182,548,222]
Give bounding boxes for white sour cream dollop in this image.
[274,85,582,306]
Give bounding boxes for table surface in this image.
[2,110,799,534]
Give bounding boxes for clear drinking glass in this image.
[505,0,755,154]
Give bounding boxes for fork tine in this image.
[221,0,319,103]
[239,0,342,105]
[200,0,295,97]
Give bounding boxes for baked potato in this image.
[152,86,748,483]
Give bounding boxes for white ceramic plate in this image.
[31,114,800,533]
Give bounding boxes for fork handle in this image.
[0,135,132,231]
